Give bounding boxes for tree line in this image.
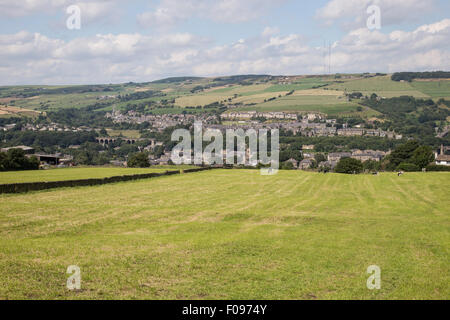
[391,71,450,82]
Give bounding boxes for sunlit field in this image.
[0,166,194,184]
[0,170,448,300]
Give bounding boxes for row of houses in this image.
[285,149,389,171]
[337,128,402,139]
[206,121,399,139]
[221,111,299,120]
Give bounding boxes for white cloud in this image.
[0,20,448,85]
[316,0,436,29]
[262,27,280,37]
[138,0,286,28]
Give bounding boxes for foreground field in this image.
[0,167,191,184]
[0,170,449,299]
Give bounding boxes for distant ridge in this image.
[151,77,204,84]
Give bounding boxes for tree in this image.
[335,158,363,174]
[314,153,326,164]
[127,152,150,168]
[363,160,381,172]
[411,146,434,169]
[386,140,420,170]
[0,149,39,171]
[99,128,108,136]
[281,161,294,170]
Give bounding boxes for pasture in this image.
[0,170,448,299]
[410,80,450,98]
[238,91,359,115]
[327,76,429,98]
[0,167,191,184]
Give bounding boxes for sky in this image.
[0,0,449,85]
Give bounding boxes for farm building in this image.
[35,154,61,165]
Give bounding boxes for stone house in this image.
[299,159,313,170]
[328,152,352,162]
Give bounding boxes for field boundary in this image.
[0,167,212,194]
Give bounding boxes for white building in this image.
[436,145,450,166]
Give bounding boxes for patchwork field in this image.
[4,75,446,116]
[0,167,192,184]
[175,84,273,107]
[0,170,448,300]
[327,76,430,98]
[175,80,334,108]
[0,105,40,118]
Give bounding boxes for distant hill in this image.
[151,77,204,84]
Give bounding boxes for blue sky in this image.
[0,0,449,84]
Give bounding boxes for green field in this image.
[0,167,190,184]
[175,84,273,107]
[238,93,359,115]
[328,76,430,98]
[410,80,450,98]
[105,129,141,139]
[175,81,337,108]
[0,170,448,299]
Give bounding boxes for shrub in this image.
[363,160,381,172]
[281,161,294,170]
[397,162,420,172]
[425,164,450,172]
[127,152,150,168]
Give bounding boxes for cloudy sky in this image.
[0,0,449,85]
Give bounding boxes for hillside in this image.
[0,169,448,299]
[2,74,449,117]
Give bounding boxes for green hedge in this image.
[426,164,450,172]
[0,167,213,194]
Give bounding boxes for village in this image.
[1,108,437,170]
[104,109,403,139]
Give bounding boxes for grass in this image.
[105,129,141,139]
[327,75,430,98]
[410,80,450,98]
[175,85,271,107]
[0,169,448,300]
[238,91,359,115]
[0,105,40,117]
[0,167,189,184]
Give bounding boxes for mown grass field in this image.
[410,80,450,98]
[0,167,191,184]
[0,170,448,300]
[238,95,359,115]
[237,89,360,115]
[328,76,430,98]
[105,129,141,139]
